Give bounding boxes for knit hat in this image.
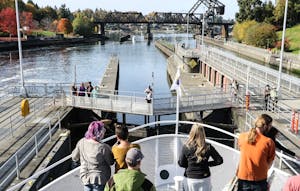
[125,148,144,167]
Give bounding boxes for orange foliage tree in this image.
[57,18,73,35]
[0,7,17,36]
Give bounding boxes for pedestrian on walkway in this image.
[264,85,271,110]
[78,82,86,97]
[270,87,278,111]
[144,85,152,103]
[87,81,94,97]
[72,121,114,191]
[71,83,78,96]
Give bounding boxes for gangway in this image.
[63,89,234,116]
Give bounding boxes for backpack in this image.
[106,176,153,191]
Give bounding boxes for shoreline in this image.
[0,37,104,52]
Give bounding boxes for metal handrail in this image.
[0,110,63,190]
[0,98,53,140]
[197,46,300,95]
[6,120,300,191]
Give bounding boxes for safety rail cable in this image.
[10,84,148,98]
[0,98,54,140]
[6,120,300,191]
[0,110,63,189]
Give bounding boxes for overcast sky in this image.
[32,0,239,19]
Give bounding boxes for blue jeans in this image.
[237,179,268,191]
[84,184,105,191]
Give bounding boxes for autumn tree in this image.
[0,7,16,36]
[232,20,257,43]
[57,18,73,35]
[20,11,34,33]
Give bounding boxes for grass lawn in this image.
[31,30,56,37]
[277,24,300,54]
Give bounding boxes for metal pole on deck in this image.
[186,13,189,47]
[175,89,179,134]
[15,0,27,97]
[201,14,205,45]
[277,0,288,94]
[246,65,250,94]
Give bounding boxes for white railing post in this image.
[34,135,38,156]
[48,122,52,141]
[279,150,283,169]
[15,154,20,179]
[10,116,13,137]
[58,112,61,130]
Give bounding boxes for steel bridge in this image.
[93,11,233,43]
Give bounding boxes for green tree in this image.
[244,22,277,48]
[274,0,300,27]
[57,4,73,21]
[72,13,93,36]
[235,0,264,22]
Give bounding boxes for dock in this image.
[99,56,119,94]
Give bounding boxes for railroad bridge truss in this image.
[93,0,233,43]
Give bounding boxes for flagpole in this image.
[15,0,27,97]
[170,66,181,134]
[175,88,179,134]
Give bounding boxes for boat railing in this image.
[0,110,64,190]
[6,120,300,191]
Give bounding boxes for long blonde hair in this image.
[186,124,208,162]
[248,114,272,144]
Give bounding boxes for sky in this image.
[32,0,239,20]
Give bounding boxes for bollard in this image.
[245,94,250,111]
[291,110,296,132]
[295,112,299,134]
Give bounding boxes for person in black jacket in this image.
[265,126,298,158]
[178,123,223,191]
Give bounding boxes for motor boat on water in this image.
[7,120,297,191]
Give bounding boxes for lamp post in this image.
[15,0,27,97]
[186,13,190,48]
[277,0,288,93]
[201,13,205,45]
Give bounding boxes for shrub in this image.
[244,22,277,48]
[275,38,290,51]
[232,20,257,43]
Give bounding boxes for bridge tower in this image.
[188,0,226,38]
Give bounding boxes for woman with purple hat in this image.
[72,121,115,191]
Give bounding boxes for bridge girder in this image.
[188,0,225,17]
